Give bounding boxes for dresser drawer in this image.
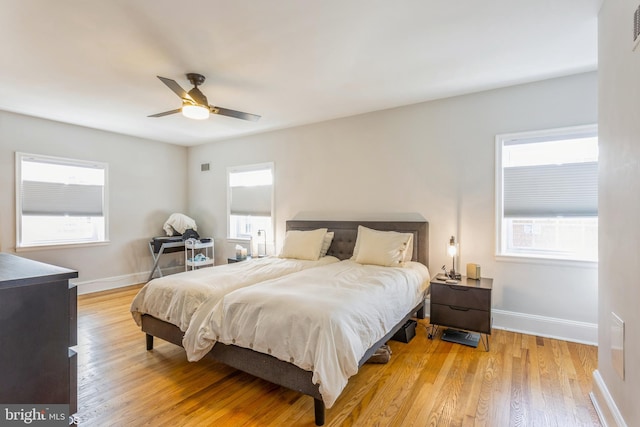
[430,303,491,335]
[431,283,490,311]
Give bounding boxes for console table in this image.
[148,237,185,281]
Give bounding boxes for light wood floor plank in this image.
[76,285,601,426]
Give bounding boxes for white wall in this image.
[0,111,188,292]
[591,1,640,425]
[188,71,598,342]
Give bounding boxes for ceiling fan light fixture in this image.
[150,74,259,121]
[182,103,210,120]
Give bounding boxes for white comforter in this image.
[130,255,339,331]
[183,260,430,408]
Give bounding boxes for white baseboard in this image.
[74,266,184,295]
[422,305,597,345]
[491,309,597,345]
[590,370,627,427]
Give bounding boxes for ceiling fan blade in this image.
[148,108,182,118]
[187,87,208,106]
[211,106,261,122]
[157,76,194,102]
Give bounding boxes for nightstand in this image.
[428,276,493,351]
[227,256,251,264]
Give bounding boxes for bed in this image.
[132,249,339,333]
[140,219,429,425]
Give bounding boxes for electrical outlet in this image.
[611,312,624,380]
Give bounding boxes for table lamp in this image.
[448,236,460,279]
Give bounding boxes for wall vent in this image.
[201,163,210,172]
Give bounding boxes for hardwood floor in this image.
[77,285,600,426]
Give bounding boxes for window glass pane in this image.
[230,215,272,239]
[504,217,598,261]
[229,169,272,187]
[21,216,105,246]
[503,137,598,167]
[22,160,104,185]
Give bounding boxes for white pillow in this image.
[352,226,413,267]
[319,231,334,257]
[279,228,328,261]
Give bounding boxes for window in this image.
[227,163,273,254]
[496,125,598,262]
[16,152,108,249]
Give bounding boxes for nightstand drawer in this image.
[430,303,491,335]
[431,283,490,311]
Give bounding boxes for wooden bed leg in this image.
[416,305,426,319]
[314,398,325,426]
[146,333,154,350]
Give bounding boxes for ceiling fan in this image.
[149,73,261,122]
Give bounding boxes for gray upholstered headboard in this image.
[285,220,429,266]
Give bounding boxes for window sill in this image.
[16,241,110,252]
[495,254,597,269]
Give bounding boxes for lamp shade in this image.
[447,236,457,257]
[182,104,210,120]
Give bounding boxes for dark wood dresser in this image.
[0,253,78,415]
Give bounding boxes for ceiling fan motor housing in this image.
[185,74,208,105]
[186,73,206,87]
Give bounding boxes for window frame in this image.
[495,124,598,264]
[226,162,274,252]
[15,152,109,250]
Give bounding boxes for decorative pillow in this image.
[319,231,334,257]
[279,228,328,261]
[352,226,413,267]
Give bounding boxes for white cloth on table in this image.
[163,213,197,236]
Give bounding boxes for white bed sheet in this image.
[183,260,430,408]
[130,255,339,332]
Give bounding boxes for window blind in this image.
[230,185,271,216]
[503,161,598,217]
[21,181,104,216]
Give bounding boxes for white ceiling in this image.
[0,0,598,146]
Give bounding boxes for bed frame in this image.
[141,219,429,425]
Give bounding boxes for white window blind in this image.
[230,185,272,216]
[503,161,598,217]
[22,181,104,216]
